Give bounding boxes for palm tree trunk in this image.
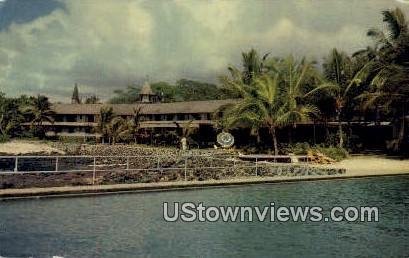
[313,121,316,145]
[396,109,406,151]
[270,126,279,155]
[337,111,343,148]
[288,127,293,144]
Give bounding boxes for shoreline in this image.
[1,167,408,200]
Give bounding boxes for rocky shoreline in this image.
[0,142,345,189]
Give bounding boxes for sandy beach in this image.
[324,155,409,176]
[0,140,65,155]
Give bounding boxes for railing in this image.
[0,154,311,185]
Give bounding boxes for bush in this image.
[314,146,349,161]
[284,142,311,155]
[283,142,349,161]
[0,134,9,143]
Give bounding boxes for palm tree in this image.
[170,120,198,149]
[95,106,114,143]
[107,116,127,144]
[221,55,323,154]
[241,48,270,85]
[219,49,270,99]
[22,95,55,138]
[321,48,373,147]
[271,56,321,143]
[359,8,409,151]
[115,106,144,143]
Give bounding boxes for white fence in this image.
[0,154,310,184]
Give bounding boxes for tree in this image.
[174,79,224,101]
[95,106,114,143]
[219,49,269,98]
[241,48,270,85]
[220,55,322,154]
[21,95,55,138]
[107,116,128,144]
[321,48,373,147]
[359,8,409,151]
[150,81,176,102]
[109,85,141,104]
[84,95,100,104]
[271,56,321,142]
[114,106,144,143]
[72,84,81,104]
[0,93,22,138]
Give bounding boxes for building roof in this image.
[52,99,238,115]
[140,82,155,95]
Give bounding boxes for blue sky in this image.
[0,0,408,102]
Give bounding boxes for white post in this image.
[14,157,18,172]
[92,157,96,185]
[55,157,59,172]
[126,156,129,170]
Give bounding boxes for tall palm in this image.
[321,48,373,147]
[22,95,55,138]
[221,55,323,154]
[23,95,55,127]
[359,8,409,151]
[241,48,270,85]
[222,75,282,155]
[219,49,269,98]
[116,106,143,143]
[223,74,318,155]
[95,106,114,144]
[107,116,127,144]
[272,56,321,142]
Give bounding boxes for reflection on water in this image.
[0,176,408,257]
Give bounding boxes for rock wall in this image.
[0,143,345,189]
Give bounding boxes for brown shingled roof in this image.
[52,99,238,115]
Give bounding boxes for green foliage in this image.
[21,95,55,139]
[314,146,349,161]
[84,95,100,104]
[358,7,409,152]
[220,54,324,155]
[174,79,224,101]
[283,142,311,155]
[151,81,177,102]
[0,93,32,138]
[0,134,9,143]
[94,106,115,143]
[109,79,225,104]
[109,85,141,104]
[283,142,348,161]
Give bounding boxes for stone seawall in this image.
[1,144,345,189]
[0,163,344,189]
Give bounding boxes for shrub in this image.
[314,146,349,161]
[283,142,349,161]
[284,142,311,155]
[0,134,9,143]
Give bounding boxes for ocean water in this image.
[0,176,408,257]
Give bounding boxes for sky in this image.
[0,0,408,102]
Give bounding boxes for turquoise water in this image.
[0,176,409,257]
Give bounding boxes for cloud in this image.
[0,0,408,102]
